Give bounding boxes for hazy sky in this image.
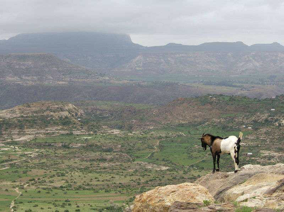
[0,0,283,46]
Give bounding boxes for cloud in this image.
[0,0,283,46]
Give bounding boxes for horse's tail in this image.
[237,132,243,145]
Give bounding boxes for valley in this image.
[0,95,283,211]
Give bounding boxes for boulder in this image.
[132,183,214,212]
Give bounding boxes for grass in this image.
[235,206,254,212]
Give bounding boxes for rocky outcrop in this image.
[132,183,214,212]
[131,164,284,211]
[196,164,284,210]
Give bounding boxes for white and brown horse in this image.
[201,132,243,173]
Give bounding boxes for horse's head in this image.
[200,133,212,151]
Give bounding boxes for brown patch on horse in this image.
[211,138,222,154]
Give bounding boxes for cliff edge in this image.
[131,164,284,211]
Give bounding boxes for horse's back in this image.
[220,136,238,154]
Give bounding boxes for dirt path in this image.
[1,158,26,166]
[10,184,28,212]
[146,140,160,159]
[10,188,21,212]
[0,167,9,171]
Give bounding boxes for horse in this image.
[200,132,243,173]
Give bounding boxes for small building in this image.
[247,153,253,156]
[271,109,275,111]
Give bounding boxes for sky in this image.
[0,0,283,46]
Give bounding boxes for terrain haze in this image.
[0,31,284,110]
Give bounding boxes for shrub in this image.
[203,200,210,206]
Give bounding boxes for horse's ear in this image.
[202,133,205,136]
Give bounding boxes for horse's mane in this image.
[205,134,224,140]
[205,134,228,144]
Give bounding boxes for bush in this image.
[203,200,210,206]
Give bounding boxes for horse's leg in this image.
[234,145,241,171]
[236,145,241,169]
[230,149,239,173]
[211,151,216,173]
[216,154,220,171]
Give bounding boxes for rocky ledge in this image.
[131,164,284,211]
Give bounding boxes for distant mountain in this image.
[0,53,99,84]
[147,41,284,53]
[250,42,284,51]
[0,32,284,100]
[145,42,249,53]
[1,32,283,73]
[113,51,284,79]
[0,32,143,71]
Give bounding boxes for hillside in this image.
[113,51,284,84]
[2,80,284,110]
[0,53,100,84]
[149,95,284,125]
[0,102,85,142]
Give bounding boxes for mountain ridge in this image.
[1,32,283,52]
[0,32,284,72]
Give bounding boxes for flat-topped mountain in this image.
[0,32,143,71]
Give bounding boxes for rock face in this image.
[132,183,214,212]
[196,164,284,210]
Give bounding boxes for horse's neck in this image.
[206,136,213,146]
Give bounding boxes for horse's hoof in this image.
[216,169,220,172]
[234,170,238,173]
